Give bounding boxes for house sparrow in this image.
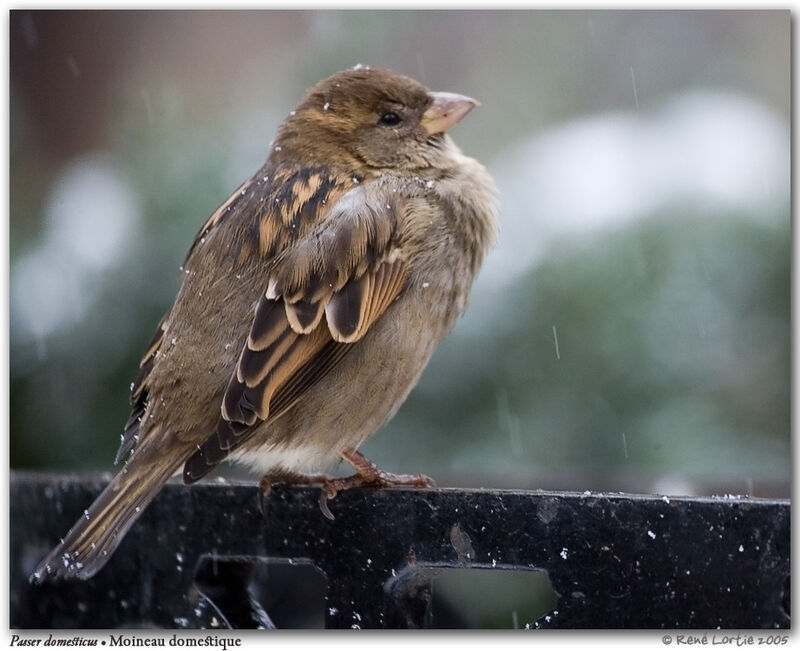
[31,65,498,582]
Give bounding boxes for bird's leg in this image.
[258,470,331,516]
[318,450,435,520]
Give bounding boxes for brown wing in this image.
[114,174,264,465]
[183,178,253,264]
[183,182,408,482]
[115,314,167,464]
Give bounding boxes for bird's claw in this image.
[318,488,336,521]
[260,453,434,522]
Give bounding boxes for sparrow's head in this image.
[274,65,478,170]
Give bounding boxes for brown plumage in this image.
[31,65,498,582]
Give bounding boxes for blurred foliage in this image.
[10,10,789,500]
[434,568,556,628]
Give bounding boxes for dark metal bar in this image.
[10,471,790,629]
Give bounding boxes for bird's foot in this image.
[258,470,331,516]
[318,450,435,521]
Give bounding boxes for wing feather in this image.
[183,181,409,482]
[115,315,168,464]
[326,256,406,343]
[285,297,327,334]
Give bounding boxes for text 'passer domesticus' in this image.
[32,65,498,582]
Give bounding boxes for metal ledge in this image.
[10,471,790,629]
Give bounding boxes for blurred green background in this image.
[10,10,789,500]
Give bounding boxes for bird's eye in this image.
[379,111,402,126]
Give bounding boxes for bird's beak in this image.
[421,92,479,135]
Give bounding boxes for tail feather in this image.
[30,440,179,582]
